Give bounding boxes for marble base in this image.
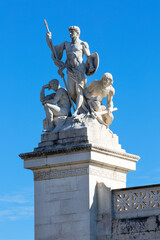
[20,120,140,240]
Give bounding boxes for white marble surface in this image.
[22,140,139,240]
[84,73,116,127]
[45,24,98,116]
[40,79,71,132]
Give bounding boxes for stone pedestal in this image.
[20,121,139,240]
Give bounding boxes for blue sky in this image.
[0,0,160,239]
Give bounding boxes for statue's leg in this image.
[44,104,67,132]
[45,104,68,132]
[45,104,65,116]
[72,83,84,116]
[44,104,54,131]
[67,74,76,103]
[74,72,88,115]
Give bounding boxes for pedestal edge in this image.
[19,143,140,161]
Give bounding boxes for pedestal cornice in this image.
[19,143,139,161]
[19,143,140,173]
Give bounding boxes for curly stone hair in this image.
[68,26,80,36]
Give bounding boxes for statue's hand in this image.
[46,32,52,40]
[60,72,64,78]
[58,69,64,78]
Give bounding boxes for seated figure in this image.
[40,79,71,132]
[84,73,116,127]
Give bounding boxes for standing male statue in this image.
[46,25,99,115]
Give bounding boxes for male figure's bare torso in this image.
[85,80,114,101]
[64,40,89,71]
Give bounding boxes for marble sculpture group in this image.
[41,21,117,132]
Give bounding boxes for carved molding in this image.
[34,165,126,181]
[90,167,126,182]
[34,167,89,181]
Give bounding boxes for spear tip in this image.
[44,19,49,32]
[44,19,47,26]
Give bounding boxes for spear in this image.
[44,19,58,60]
[44,19,76,111]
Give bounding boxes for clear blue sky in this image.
[0,0,160,239]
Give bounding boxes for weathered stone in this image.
[111,185,160,239]
[32,116,125,155]
[20,133,139,240]
[111,215,160,240]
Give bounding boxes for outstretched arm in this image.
[107,95,113,110]
[107,88,115,111]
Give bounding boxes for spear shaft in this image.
[44,19,58,59]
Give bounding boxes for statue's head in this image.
[68,26,80,39]
[101,73,113,87]
[48,79,59,91]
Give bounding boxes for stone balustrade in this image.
[112,184,160,219]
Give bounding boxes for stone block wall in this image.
[112,215,160,240]
[110,185,160,239]
[34,165,91,240]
